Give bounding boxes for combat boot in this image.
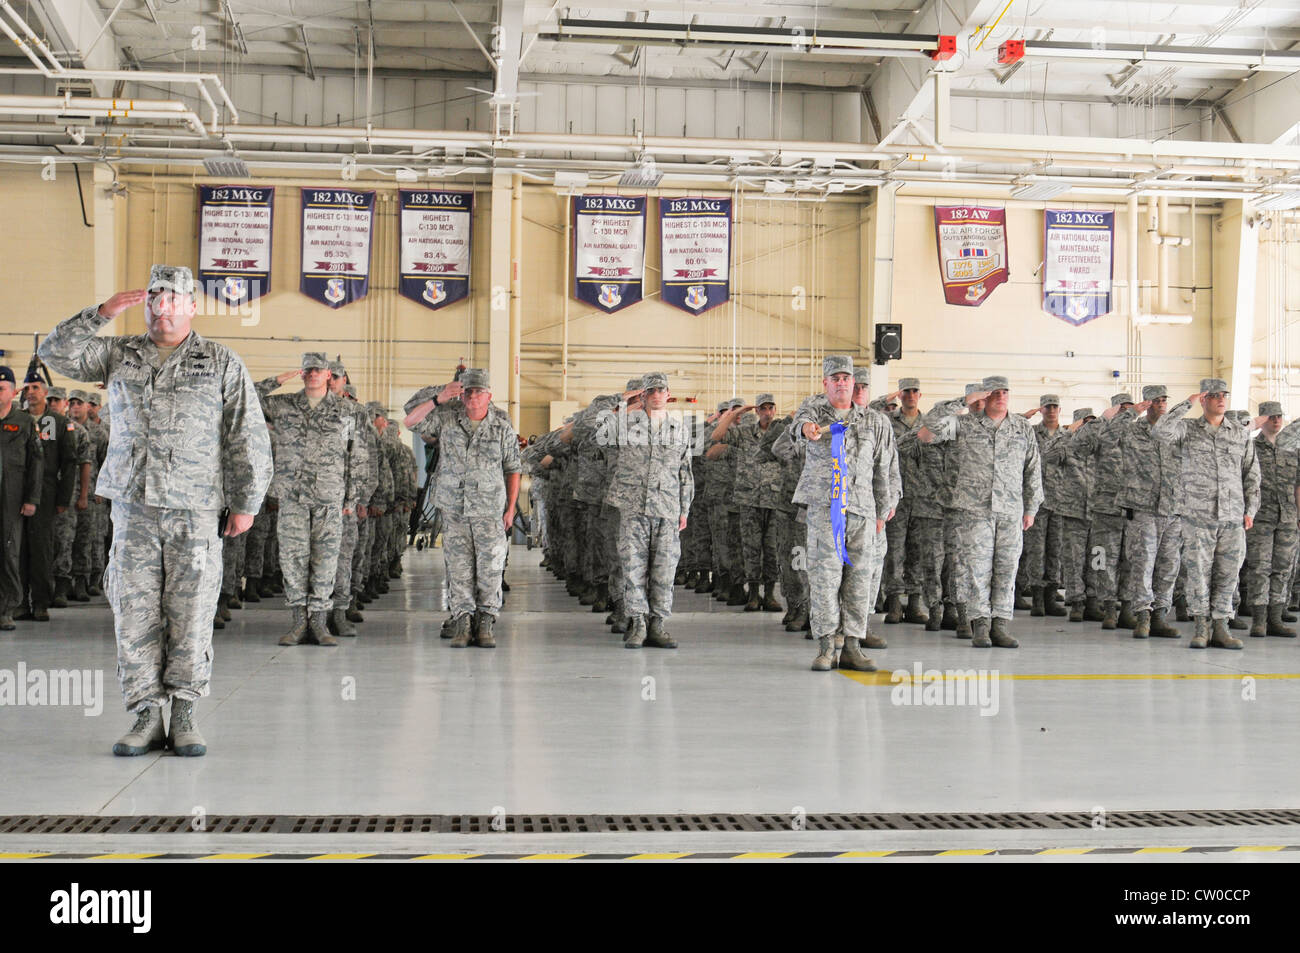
[579,584,597,606]
[1291,592,1300,612]
[970,617,992,648]
[51,577,69,609]
[70,575,89,602]
[1211,617,1244,650]
[112,706,166,757]
[592,582,609,613]
[1175,594,1190,622]
[346,598,364,623]
[448,614,472,647]
[904,596,929,625]
[926,602,944,632]
[727,580,748,607]
[1068,601,1084,623]
[1132,609,1151,639]
[955,605,972,640]
[645,616,677,649]
[785,604,808,633]
[610,602,629,635]
[811,636,835,672]
[1045,590,1067,617]
[1267,604,1297,638]
[990,617,1018,648]
[1150,607,1180,638]
[440,616,454,639]
[169,698,206,757]
[241,577,262,603]
[227,590,242,610]
[217,593,232,622]
[781,602,794,626]
[674,569,686,586]
[713,572,730,602]
[212,610,224,630]
[87,577,102,597]
[1251,604,1268,637]
[1283,606,1298,623]
[624,615,647,648]
[1083,597,1104,622]
[1014,589,1032,611]
[474,611,496,648]
[838,636,876,672]
[1228,614,1248,631]
[259,576,277,597]
[306,610,337,646]
[884,593,903,624]
[278,606,309,646]
[565,578,582,598]
[694,571,712,594]
[1101,601,1118,630]
[1189,616,1209,649]
[1030,588,1046,617]
[762,583,783,613]
[332,607,357,638]
[1118,601,1137,630]
[862,628,887,650]
[941,603,958,631]
[0,614,13,630]
[376,577,390,595]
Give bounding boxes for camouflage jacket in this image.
[38,306,272,513]
[71,419,94,498]
[1041,430,1092,520]
[790,396,900,521]
[571,394,620,504]
[257,387,366,508]
[869,401,928,506]
[1032,422,1066,510]
[1251,434,1299,525]
[394,437,419,507]
[761,416,800,514]
[721,417,785,509]
[1069,413,1128,516]
[1151,401,1260,522]
[413,404,521,518]
[922,399,1043,519]
[1113,412,1183,517]
[597,409,694,519]
[895,428,946,519]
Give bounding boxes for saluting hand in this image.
[98,289,147,319]
[1023,407,1040,419]
[966,390,991,407]
[439,381,464,404]
[1134,400,1153,416]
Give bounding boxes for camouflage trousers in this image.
[953,511,1024,621]
[682,498,712,573]
[333,511,360,606]
[220,529,246,598]
[1086,512,1128,604]
[806,506,884,640]
[618,513,681,619]
[942,513,961,606]
[601,504,623,602]
[883,499,921,596]
[443,510,508,617]
[369,511,393,580]
[1018,507,1061,591]
[740,505,780,585]
[1059,514,1091,604]
[911,516,945,609]
[278,499,343,612]
[105,502,222,713]
[1245,520,1299,607]
[582,501,606,585]
[72,500,108,577]
[53,506,77,581]
[353,513,373,595]
[1180,517,1247,620]
[560,500,585,584]
[1120,512,1181,612]
[245,504,276,579]
[387,510,407,567]
[775,509,808,611]
[707,502,734,577]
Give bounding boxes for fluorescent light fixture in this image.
[554,170,589,188]
[202,156,250,178]
[394,167,419,182]
[1252,191,1300,212]
[763,179,788,194]
[618,165,662,187]
[1012,181,1072,200]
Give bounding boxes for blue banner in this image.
[573,194,645,313]
[830,421,852,566]
[300,188,375,309]
[660,196,731,314]
[1043,209,1114,325]
[399,189,473,311]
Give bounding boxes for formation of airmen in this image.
[21,262,1300,757]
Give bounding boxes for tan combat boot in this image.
[169,698,206,757]
[112,706,166,757]
[838,636,876,672]
[1250,604,1268,637]
[474,610,497,648]
[1150,607,1180,638]
[278,606,309,646]
[306,610,338,646]
[624,614,647,648]
[1132,609,1150,639]
[448,614,472,648]
[990,617,1019,648]
[1267,604,1297,638]
[1210,618,1244,650]
[811,636,835,672]
[884,593,903,624]
[970,617,992,648]
[645,616,677,649]
[1189,616,1209,649]
[904,596,928,625]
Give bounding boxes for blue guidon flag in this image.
[660,196,731,314]
[573,194,645,313]
[1043,209,1114,326]
[197,185,274,307]
[399,189,473,311]
[829,421,853,566]
[300,187,376,309]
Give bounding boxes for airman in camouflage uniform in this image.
[702,401,737,600]
[1043,408,1096,621]
[46,386,92,609]
[1072,391,1136,629]
[407,368,521,647]
[83,391,110,594]
[935,383,986,637]
[39,265,273,757]
[256,352,366,647]
[921,375,1043,648]
[788,355,899,672]
[325,362,375,636]
[763,413,809,631]
[869,377,929,624]
[1244,401,1299,638]
[598,371,694,649]
[66,390,105,602]
[1018,394,1066,617]
[1151,378,1260,649]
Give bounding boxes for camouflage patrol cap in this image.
[343,384,357,398]
[69,389,89,402]
[47,386,67,400]
[1199,378,1229,395]
[715,401,729,413]
[823,355,854,378]
[964,383,981,397]
[626,376,644,391]
[755,392,776,407]
[853,368,871,385]
[86,391,101,407]
[1040,394,1060,407]
[301,352,329,371]
[1074,407,1095,422]
[1110,392,1134,407]
[1142,384,1167,401]
[147,264,195,296]
[899,377,921,391]
[1228,410,1251,425]
[642,372,669,391]
[1260,401,1284,417]
[460,368,490,390]
[982,375,1010,392]
[365,401,386,417]
[328,359,347,377]
[727,395,744,409]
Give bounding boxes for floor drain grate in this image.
[4,809,1300,836]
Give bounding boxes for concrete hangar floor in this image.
[1,545,1298,863]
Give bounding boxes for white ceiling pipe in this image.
[0,1,64,74]
[0,13,52,73]
[0,67,237,128]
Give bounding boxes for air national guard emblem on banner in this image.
[598,284,623,309]
[423,280,447,305]
[324,278,347,304]
[685,285,708,310]
[221,277,246,303]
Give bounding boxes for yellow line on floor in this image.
[413,854,481,860]
[202,853,271,860]
[309,853,375,860]
[1135,847,1189,854]
[733,852,795,859]
[840,670,1300,685]
[1232,845,1285,852]
[1038,848,1095,855]
[938,849,998,856]
[837,850,897,858]
[628,853,693,860]
[521,853,586,860]
[87,853,162,860]
[0,852,50,859]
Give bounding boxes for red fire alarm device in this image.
[930,35,956,60]
[998,39,1025,64]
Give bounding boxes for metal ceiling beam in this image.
[30,0,120,94]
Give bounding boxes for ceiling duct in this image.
[202,155,250,178]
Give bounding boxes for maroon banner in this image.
[933,205,1009,306]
